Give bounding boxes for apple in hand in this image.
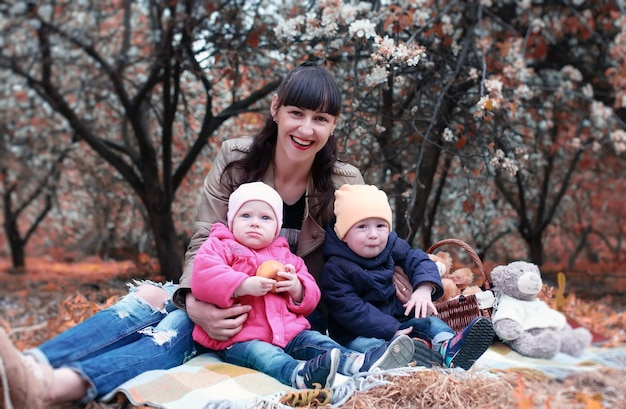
[256,260,287,293]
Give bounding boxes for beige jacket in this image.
[173,137,364,308]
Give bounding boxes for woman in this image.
[0,62,364,408]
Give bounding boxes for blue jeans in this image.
[26,282,197,402]
[398,315,454,344]
[219,329,362,387]
[344,336,386,353]
[345,316,454,353]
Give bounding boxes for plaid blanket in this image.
[103,345,626,408]
[102,353,358,409]
[474,342,626,379]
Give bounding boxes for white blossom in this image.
[274,16,304,40]
[530,18,544,34]
[490,149,519,176]
[514,84,533,100]
[339,4,359,24]
[582,84,594,98]
[37,4,53,19]
[592,141,602,152]
[9,1,28,15]
[441,15,454,36]
[349,19,377,39]
[561,65,583,82]
[610,129,626,155]
[485,78,503,96]
[414,10,430,26]
[590,101,612,129]
[365,65,389,86]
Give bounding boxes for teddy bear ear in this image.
[489,265,505,284]
[439,252,452,265]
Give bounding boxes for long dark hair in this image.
[222,62,342,221]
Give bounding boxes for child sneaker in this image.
[360,334,415,372]
[0,328,52,409]
[440,317,494,370]
[297,348,340,389]
[412,338,443,368]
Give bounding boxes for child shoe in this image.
[440,317,494,370]
[412,338,443,368]
[0,328,51,409]
[360,334,415,372]
[297,348,340,389]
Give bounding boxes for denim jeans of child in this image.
[219,329,362,387]
[398,315,455,344]
[344,315,455,353]
[25,282,197,402]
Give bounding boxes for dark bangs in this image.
[277,65,342,116]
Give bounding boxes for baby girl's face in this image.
[231,200,278,250]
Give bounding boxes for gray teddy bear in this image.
[490,261,592,359]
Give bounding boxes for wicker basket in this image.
[427,239,493,332]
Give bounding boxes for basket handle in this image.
[426,238,490,290]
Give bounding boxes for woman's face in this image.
[271,95,337,163]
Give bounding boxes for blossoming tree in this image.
[273,0,626,265]
[0,1,284,278]
[1,0,625,275]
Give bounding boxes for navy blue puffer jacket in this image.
[321,223,443,344]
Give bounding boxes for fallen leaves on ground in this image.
[345,368,626,409]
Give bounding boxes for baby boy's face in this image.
[342,217,390,259]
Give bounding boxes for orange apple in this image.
[256,260,287,293]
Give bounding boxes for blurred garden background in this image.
[1,0,625,307]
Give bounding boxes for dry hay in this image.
[343,368,626,409]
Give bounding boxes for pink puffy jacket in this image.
[191,223,321,349]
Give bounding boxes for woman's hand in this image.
[185,292,251,341]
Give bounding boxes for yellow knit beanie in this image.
[333,184,393,240]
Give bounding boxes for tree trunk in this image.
[408,138,442,247]
[3,191,25,270]
[527,236,545,266]
[147,209,183,282]
[6,221,26,270]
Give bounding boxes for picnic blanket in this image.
[473,342,626,379]
[103,344,626,408]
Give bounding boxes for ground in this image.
[1,257,625,408]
